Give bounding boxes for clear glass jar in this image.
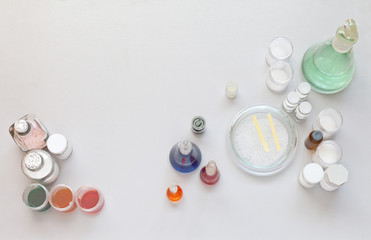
[9,114,48,152]
[75,186,104,214]
[312,140,342,168]
[265,37,293,66]
[266,61,293,92]
[22,183,50,212]
[313,108,343,139]
[21,150,59,185]
[49,184,76,213]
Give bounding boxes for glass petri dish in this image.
[229,105,298,176]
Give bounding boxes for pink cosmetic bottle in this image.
[200,161,220,185]
[9,114,48,152]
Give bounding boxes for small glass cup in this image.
[312,140,342,168]
[313,108,343,139]
[22,183,50,212]
[75,186,104,214]
[266,61,293,92]
[265,37,293,66]
[49,184,76,213]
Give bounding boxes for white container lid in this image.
[302,163,324,184]
[47,134,68,155]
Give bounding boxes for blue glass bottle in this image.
[169,140,202,173]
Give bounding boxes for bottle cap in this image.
[225,82,238,98]
[205,161,217,176]
[178,140,193,155]
[332,19,358,53]
[298,102,312,115]
[192,116,206,134]
[325,164,348,186]
[303,163,324,184]
[14,119,29,134]
[47,134,68,155]
[297,82,311,95]
[287,91,300,104]
[311,131,323,142]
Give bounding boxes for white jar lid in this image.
[303,163,324,184]
[47,134,68,154]
[287,91,300,104]
[297,82,311,95]
[298,102,312,115]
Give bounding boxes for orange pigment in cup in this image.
[52,187,73,208]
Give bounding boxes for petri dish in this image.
[229,105,298,176]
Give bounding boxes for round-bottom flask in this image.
[200,161,220,185]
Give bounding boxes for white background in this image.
[1,0,371,239]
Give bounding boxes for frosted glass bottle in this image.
[302,19,358,94]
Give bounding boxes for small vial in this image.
[75,186,104,214]
[320,164,348,191]
[305,131,323,150]
[282,91,300,113]
[9,114,48,152]
[169,140,202,173]
[296,82,311,100]
[166,184,183,202]
[266,61,293,92]
[47,134,73,160]
[22,183,50,212]
[22,150,59,185]
[225,82,238,98]
[298,163,324,188]
[200,161,220,185]
[312,140,342,169]
[191,116,206,134]
[313,108,343,139]
[265,37,293,66]
[294,101,312,122]
[49,184,76,213]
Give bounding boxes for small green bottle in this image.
[302,19,358,94]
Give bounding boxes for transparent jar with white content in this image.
[313,108,343,139]
[294,102,312,122]
[21,150,59,185]
[320,164,348,191]
[298,163,324,188]
[22,183,50,212]
[265,37,293,66]
[47,134,73,160]
[312,140,342,169]
[282,91,301,113]
[266,61,293,93]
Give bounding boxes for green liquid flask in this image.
[302,19,358,94]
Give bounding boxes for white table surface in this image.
[1,0,371,239]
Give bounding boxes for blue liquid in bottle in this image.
[169,140,202,173]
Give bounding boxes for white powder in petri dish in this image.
[271,69,289,83]
[320,115,337,131]
[232,113,289,167]
[319,143,340,164]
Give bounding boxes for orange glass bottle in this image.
[166,184,183,202]
[305,131,323,150]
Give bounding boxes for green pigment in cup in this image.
[28,186,47,208]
